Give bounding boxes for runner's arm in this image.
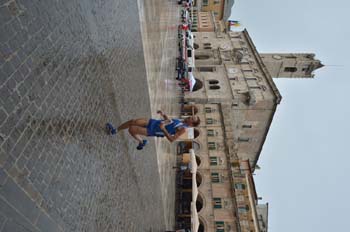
[157,110,171,122]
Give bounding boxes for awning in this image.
[190,149,197,174]
[190,149,198,202]
[191,202,199,232]
[192,173,198,202]
[188,72,196,92]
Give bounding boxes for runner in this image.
[106,110,200,150]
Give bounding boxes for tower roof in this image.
[223,0,235,22]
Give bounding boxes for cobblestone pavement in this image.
[0,0,180,231]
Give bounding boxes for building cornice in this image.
[242,29,282,169]
[242,29,282,104]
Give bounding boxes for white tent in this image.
[190,149,198,202]
[188,72,196,92]
[191,202,199,232]
[190,149,197,174]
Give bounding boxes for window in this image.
[234,183,246,190]
[215,221,225,232]
[239,61,249,65]
[205,107,212,113]
[210,156,218,166]
[213,198,222,208]
[202,0,209,6]
[197,66,216,72]
[238,205,249,213]
[238,137,250,142]
[195,54,210,60]
[232,162,240,168]
[211,172,220,183]
[245,77,257,81]
[203,43,212,49]
[214,0,221,4]
[207,129,215,136]
[208,142,216,150]
[213,11,219,17]
[249,86,261,90]
[206,118,213,124]
[284,67,297,72]
[209,85,220,90]
[242,125,252,128]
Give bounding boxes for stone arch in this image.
[208,80,219,84]
[195,154,201,167]
[195,54,210,60]
[198,217,206,232]
[196,194,204,212]
[193,128,200,139]
[196,172,202,187]
[209,85,220,90]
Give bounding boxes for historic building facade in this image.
[194,0,235,21]
[260,53,323,78]
[177,25,322,231]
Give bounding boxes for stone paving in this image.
[0,0,180,231]
[138,1,183,229]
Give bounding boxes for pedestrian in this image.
[106,110,200,150]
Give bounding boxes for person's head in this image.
[184,116,200,127]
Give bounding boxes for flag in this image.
[229,20,241,27]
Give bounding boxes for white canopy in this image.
[190,149,197,174]
[191,202,199,232]
[188,72,196,92]
[190,149,198,202]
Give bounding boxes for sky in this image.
[230,0,350,231]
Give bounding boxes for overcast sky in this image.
[230,0,350,231]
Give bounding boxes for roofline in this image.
[245,173,261,231]
[241,29,282,169]
[253,103,277,169]
[242,29,282,104]
[245,160,258,200]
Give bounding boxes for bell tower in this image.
[259,53,324,78]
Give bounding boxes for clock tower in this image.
[260,53,324,78]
